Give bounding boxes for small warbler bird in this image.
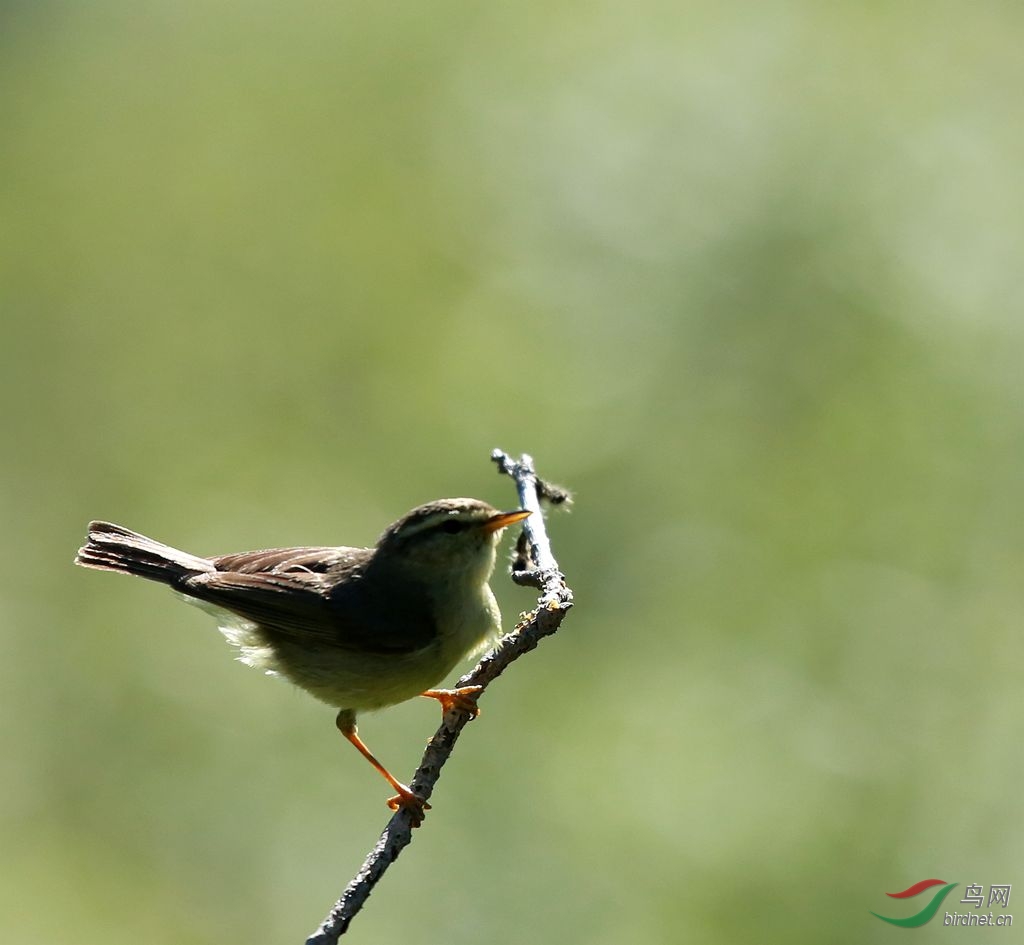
[74,498,531,824]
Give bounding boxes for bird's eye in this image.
[440,519,467,534]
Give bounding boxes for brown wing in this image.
[181,568,335,639]
[180,545,437,654]
[211,545,367,576]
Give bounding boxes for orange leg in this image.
[420,685,484,719]
[335,711,429,827]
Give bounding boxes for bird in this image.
[74,498,531,824]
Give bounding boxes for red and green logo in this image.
[871,879,959,927]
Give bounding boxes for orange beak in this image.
[481,509,532,534]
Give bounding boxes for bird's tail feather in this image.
[75,521,213,585]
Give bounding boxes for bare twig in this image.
[304,451,573,944]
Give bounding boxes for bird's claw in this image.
[421,685,484,719]
[386,785,431,827]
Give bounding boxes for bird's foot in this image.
[421,685,484,719]
[386,783,431,827]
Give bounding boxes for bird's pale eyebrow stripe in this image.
[397,510,459,536]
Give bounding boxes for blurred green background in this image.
[3,2,1023,942]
